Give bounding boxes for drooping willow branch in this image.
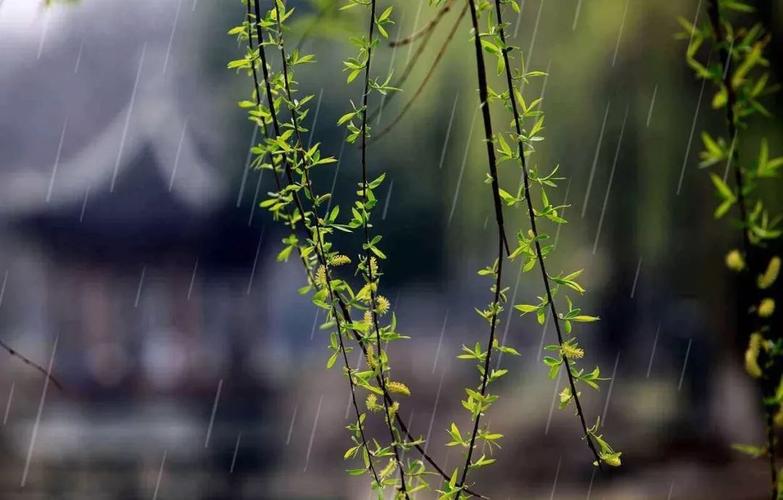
[388,0,453,47]
[694,1,783,497]
[454,0,511,495]
[370,1,467,145]
[235,2,485,495]
[247,0,383,484]
[0,338,62,391]
[493,0,603,468]
[351,0,410,494]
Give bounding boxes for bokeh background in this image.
[0,0,782,498]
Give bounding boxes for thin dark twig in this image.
[389,0,453,47]
[0,339,62,391]
[358,0,410,495]
[366,3,442,125]
[463,0,510,256]
[492,0,603,467]
[370,1,467,145]
[455,0,509,494]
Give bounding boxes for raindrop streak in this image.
[601,351,621,425]
[286,404,299,445]
[246,228,265,295]
[152,450,167,500]
[676,75,707,195]
[447,104,479,226]
[186,258,198,301]
[3,381,14,425]
[307,89,324,147]
[37,10,50,59]
[586,468,597,500]
[544,368,564,435]
[74,39,85,74]
[572,0,583,31]
[678,338,693,391]
[438,94,459,170]
[722,133,737,183]
[230,433,242,473]
[21,335,58,487]
[646,324,661,379]
[667,481,675,500]
[304,395,324,472]
[548,456,562,500]
[630,257,643,298]
[112,44,146,192]
[611,0,629,67]
[46,117,69,204]
[163,0,184,75]
[592,105,629,255]
[512,0,525,38]
[0,270,7,308]
[248,168,265,226]
[79,186,90,223]
[381,180,394,220]
[581,101,611,218]
[168,119,188,191]
[646,84,658,127]
[424,369,446,454]
[309,310,320,341]
[134,266,146,308]
[404,1,425,65]
[686,0,704,51]
[537,312,551,362]
[236,125,259,207]
[432,309,449,374]
[525,0,544,72]
[204,379,223,448]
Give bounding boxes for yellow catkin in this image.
[745,333,764,378]
[387,381,411,396]
[329,254,351,266]
[366,345,377,370]
[725,249,745,272]
[759,256,781,289]
[759,298,776,318]
[376,295,390,315]
[315,265,327,287]
[561,343,585,360]
[774,406,783,428]
[366,393,380,412]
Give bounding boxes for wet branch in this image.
[492,0,603,467]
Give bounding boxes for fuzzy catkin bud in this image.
[725,249,745,272]
[759,298,776,318]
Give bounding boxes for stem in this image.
[389,0,453,47]
[371,1,468,145]
[464,0,511,257]
[359,0,410,495]
[455,0,509,494]
[244,3,485,495]
[249,0,385,485]
[0,338,62,391]
[493,0,603,466]
[706,3,776,496]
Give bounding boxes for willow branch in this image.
[389,0,454,47]
[455,0,510,494]
[492,0,602,467]
[0,338,62,391]
[370,0,467,145]
[250,0,384,485]
[358,0,410,495]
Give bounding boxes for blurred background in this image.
[0,0,782,498]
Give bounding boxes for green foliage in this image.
[680,1,782,496]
